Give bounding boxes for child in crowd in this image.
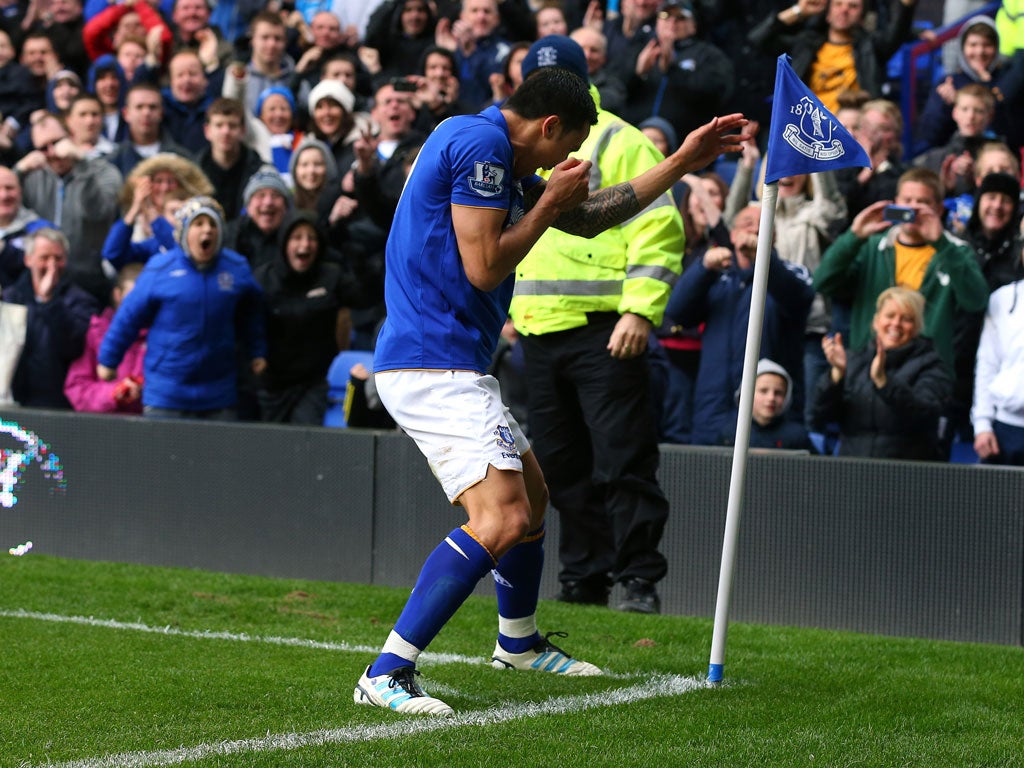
[115,35,161,85]
[253,210,357,424]
[718,359,813,451]
[919,16,1024,154]
[97,196,267,420]
[973,141,1022,183]
[915,83,999,202]
[65,263,146,414]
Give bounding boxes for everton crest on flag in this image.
[763,55,871,184]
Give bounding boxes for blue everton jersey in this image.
[374,106,533,374]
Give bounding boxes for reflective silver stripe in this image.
[588,122,626,191]
[626,264,679,284]
[513,279,623,296]
[623,191,677,227]
[587,121,677,222]
[514,268,677,296]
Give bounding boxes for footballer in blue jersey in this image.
[354,63,751,716]
[374,105,540,375]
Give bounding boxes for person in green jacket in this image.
[813,166,988,374]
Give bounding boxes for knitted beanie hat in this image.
[175,195,225,259]
[242,165,292,205]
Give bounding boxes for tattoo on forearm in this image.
[554,183,641,238]
[524,183,545,212]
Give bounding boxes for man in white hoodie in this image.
[972,243,1024,465]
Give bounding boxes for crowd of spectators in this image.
[0,0,1022,464]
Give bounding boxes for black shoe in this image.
[617,578,661,614]
[554,580,610,606]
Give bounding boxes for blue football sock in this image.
[493,523,545,654]
[368,526,495,678]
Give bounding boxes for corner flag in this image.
[707,54,870,686]
[763,54,871,184]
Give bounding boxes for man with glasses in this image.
[13,113,122,302]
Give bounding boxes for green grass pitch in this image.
[2,554,1023,768]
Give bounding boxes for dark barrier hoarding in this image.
[2,408,1022,644]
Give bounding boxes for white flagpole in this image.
[707,180,779,684]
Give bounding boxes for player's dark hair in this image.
[507,67,597,133]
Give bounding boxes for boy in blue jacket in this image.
[97,195,267,419]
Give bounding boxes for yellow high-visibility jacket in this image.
[509,101,685,336]
[997,0,1024,56]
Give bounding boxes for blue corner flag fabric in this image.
[763,55,871,184]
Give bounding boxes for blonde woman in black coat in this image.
[813,286,953,461]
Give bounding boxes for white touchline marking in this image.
[36,674,710,768]
[7,607,695,767]
[0,609,637,679]
[0,609,481,666]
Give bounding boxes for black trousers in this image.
[520,313,669,587]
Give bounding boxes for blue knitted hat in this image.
[255,85,296,119]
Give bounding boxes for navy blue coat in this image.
[161,85,218,155]
[3,271,99,408]
[666,253,814,445]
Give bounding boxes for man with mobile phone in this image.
[389,77,418,92]
[814,167,988,447]
[881,204,916,224]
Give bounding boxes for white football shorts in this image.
[375,370,529,503]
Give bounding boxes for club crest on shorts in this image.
[469,161,504,197]
[782,96,847,162]
[493,424,519,459]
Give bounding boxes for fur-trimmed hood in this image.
[118,153,215,212]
